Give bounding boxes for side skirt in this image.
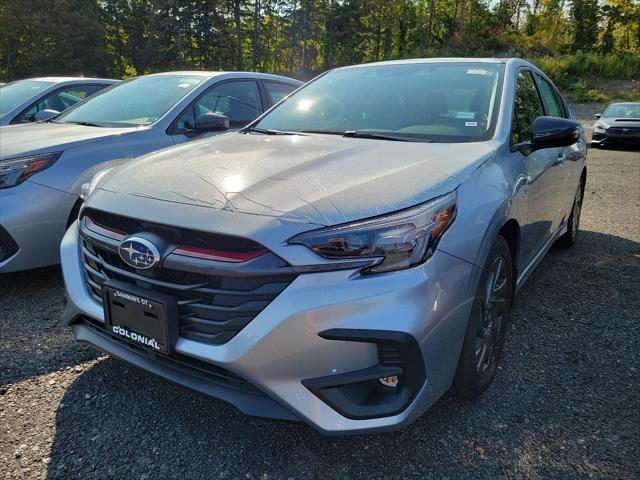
[515,222,568,293]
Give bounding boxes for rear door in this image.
[511,69,565,266]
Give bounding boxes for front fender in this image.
[437,152,526,271]
[66,158,131,195]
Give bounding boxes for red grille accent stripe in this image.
[85,216,126,241]
[173,245,268,263]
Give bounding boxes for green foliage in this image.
[532,52,640,85]
[0,0,638,88]
[571,0,600,51]
[531,52,640,102]
[567,79,609,103]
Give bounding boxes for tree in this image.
[571,0,600,51]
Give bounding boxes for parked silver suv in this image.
[62,58,586,434]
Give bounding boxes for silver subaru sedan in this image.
[61,58,586,434]
[0,77,118,126]
[0,71,302,272]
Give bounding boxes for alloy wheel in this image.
[475,256,509,376]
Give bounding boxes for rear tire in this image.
[454,235,513,400]
[557,177,583,248]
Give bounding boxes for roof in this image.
[28,77,117,82]
[341,57,512,69]
[147,71,302,83]
[148,71,225,78]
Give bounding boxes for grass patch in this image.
[529,53,640,103]
[569,79,609,103]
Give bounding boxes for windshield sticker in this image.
[465,121,478,127]
[456,111,476,119]
[467,69,488,75]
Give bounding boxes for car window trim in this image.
[510,68,545,153]
[10,83,110,125]
[167,78,266,136]
[532,72,565,119]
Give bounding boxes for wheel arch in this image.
[497,218,521,302]
[66,197,83,228]
[580,167,587,198]
[498,219,520,268]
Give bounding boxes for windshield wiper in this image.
[343,131,432,142]
[299,130,344,135]
[56,120,106,128]
[247,127,308,136]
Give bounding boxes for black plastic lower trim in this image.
[0,224,19,263]
[303,329,426,420]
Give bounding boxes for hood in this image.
[100,133,496,226]
[0,122,140,159]
[597,118,640,128]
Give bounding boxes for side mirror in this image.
[34,109,60,122]
[531,116,580,150]
[193,113,229,133]
[593,113,601,119]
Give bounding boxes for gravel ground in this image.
[1,115,639,479]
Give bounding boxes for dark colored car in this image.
[592,102,640,147]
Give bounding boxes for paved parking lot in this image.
[1,143,639,479]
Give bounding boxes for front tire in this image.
[454,235,513,400]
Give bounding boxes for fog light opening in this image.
[379,375,399,388]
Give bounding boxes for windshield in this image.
[602,103,640,119]
[0,80,53,115]
[254,62,504,142]
[55,75,203,127]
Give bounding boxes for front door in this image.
[170,80,264,144]
[511,69,565,267]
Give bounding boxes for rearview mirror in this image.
[193,113,229,133]
[34,109,60,122]
[531,116,580,150]
[593,113,601,119]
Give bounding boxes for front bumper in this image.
[62,221,479,434]
[592,130,640,146]
[0,180,77,272]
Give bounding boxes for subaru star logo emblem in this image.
[118,237,160,269]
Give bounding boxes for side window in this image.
[511,70,544,145]
[13,84,104,123]
[264,82,297,104]
[175,80,262,131]
[554,89,569,118]
[535,75,564,118]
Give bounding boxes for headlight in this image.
[289,191,456,274]
[80,168,115,200]
[0,152,61,189]
[593,123,609,133]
